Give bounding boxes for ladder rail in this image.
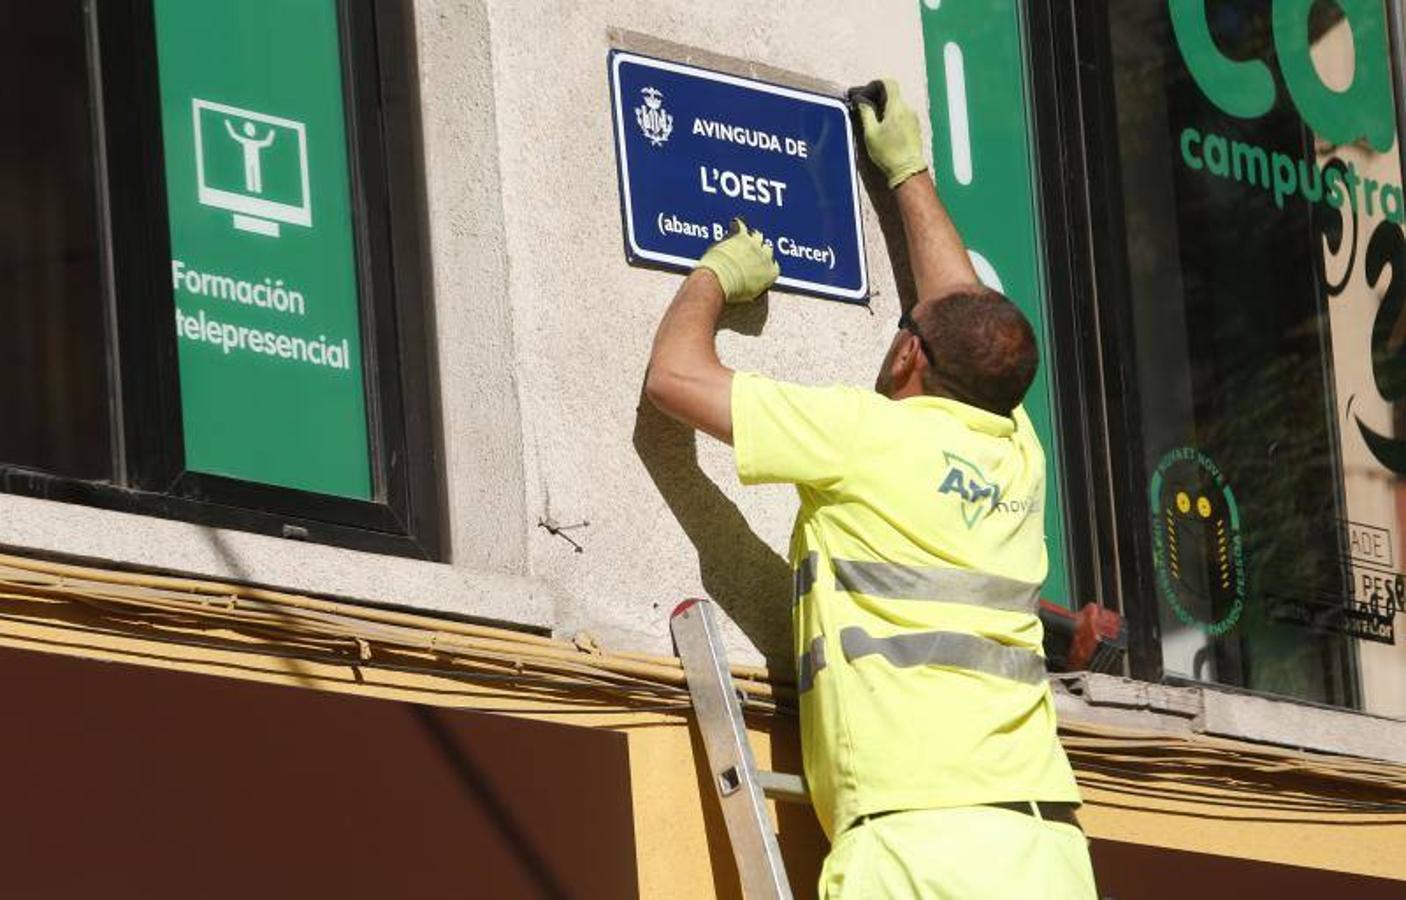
[671,599,799,900]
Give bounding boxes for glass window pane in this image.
[0,3,111,481]
[1099,0,1406,713]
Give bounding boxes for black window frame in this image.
[1018,0,1140,657]
[1063,0,1166,683]
[1023,0,1249,685]
[0,0,445,561]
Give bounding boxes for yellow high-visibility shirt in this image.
[731,372,1081,839]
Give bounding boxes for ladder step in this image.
[756,770,808,803]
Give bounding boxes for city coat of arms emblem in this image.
[635,86,673,147]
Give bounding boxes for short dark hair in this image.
[911,288,1038,415]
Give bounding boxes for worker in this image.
[643,77,1096,898]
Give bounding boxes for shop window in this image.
[0,3,111,480]
[0,1,442,559]
[1085,0,1406,713]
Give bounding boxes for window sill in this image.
[1053,672,1406,765]
[0,493,556,632]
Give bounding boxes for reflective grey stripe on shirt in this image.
[797,635,827,694]
[794,552,818,601]
[831,559,1040,615]
[839,626,1047,685]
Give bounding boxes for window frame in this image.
[1017,0,1153,673]
[0,0,444,561]
[1025,0,1266,685]
[1021,0,1212,683]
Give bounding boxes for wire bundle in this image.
[0,552,783,718]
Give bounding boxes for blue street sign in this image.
[609,51,868,303]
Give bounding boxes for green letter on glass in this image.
[1169,0,1276,119]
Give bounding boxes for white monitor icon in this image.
[192,98,312,237]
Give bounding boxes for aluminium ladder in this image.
[670,598,809,900]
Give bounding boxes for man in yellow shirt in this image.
[644,78,1096,899]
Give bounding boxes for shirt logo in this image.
[937,452,1002,529]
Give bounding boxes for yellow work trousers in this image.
[818,806,1097,899]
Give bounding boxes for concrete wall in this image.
[421,0,927,669]
[1,0,928,669]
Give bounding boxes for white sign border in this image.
[610,51,869,302]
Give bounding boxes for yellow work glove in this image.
[696,218,780,304]
[851,78,928,189]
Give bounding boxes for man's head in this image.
[875,287,1039,415]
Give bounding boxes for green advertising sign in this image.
[920,0,1072,607]
[154,0,371,499]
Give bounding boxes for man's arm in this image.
[852,78,980,309]
[645,269,735,444]
[894,174,979,308]
[645,220,779,444]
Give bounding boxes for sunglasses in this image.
[897,310,935,364]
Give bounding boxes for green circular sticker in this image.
[1149,447,1246,636]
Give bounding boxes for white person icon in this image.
[224,118,276,194]
[193,98,312,237]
